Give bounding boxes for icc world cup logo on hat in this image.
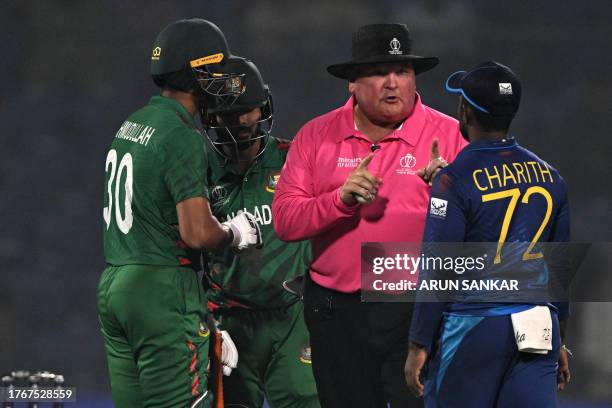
[389,37,402,55]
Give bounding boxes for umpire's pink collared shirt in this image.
[272,94,466,293]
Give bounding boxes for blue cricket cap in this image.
[446,61,521,116]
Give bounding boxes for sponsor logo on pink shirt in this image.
[337,157,362,168]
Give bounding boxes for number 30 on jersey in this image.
[104,149,134,234]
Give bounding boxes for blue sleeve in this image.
[410,302,447,349]
[550,178,570,243]
[422,170,468,242]
[410,170,469,348]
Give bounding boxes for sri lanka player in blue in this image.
[405,61,571,407]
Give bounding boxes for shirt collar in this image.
[465,136,518,151]
[148,95,196,127]
[333,93,427,146]
[259,137,284,168]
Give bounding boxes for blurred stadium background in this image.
[1,1,611,406]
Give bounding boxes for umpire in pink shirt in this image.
[273,24,466,407]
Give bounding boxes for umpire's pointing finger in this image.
[357,153,375,170]
[430,138,440,160]
[355,153,383,186]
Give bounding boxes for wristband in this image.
[561,344,573,358]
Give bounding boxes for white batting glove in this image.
[222,211,263,251]
[217,325,238,376]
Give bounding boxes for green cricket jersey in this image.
[103,96,208,267]
[205,137,311,309]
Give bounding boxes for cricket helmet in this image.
[204,57,274,162]
[150,18,245,105]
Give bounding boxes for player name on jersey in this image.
[226,205,272,226]
[114,120,156,147]
[472,160,554,192]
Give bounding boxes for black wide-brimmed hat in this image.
[327,23,439,80]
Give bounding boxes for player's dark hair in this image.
[152,69,198,93]
[466,102,514,131]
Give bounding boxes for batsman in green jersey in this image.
[98,19,262,408]
[202,58,320,408]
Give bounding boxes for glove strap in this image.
[221,222,240,247]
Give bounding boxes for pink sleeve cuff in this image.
[334,187,359,214]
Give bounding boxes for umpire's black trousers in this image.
[303,273,421,408]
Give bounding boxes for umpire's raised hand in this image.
[417,138,448,186]
[339,153,383,205]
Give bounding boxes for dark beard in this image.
[237,138,257,151]
[235,125,260,151]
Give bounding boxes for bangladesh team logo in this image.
[300,345,312,364]
[266,171,281,193]
[224,76,246,95]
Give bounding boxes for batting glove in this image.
[222,211,263,252]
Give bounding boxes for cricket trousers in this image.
[424,312,561,407]
[303,273,421,408]
[97,265,212,408]
[215,301,320,408]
